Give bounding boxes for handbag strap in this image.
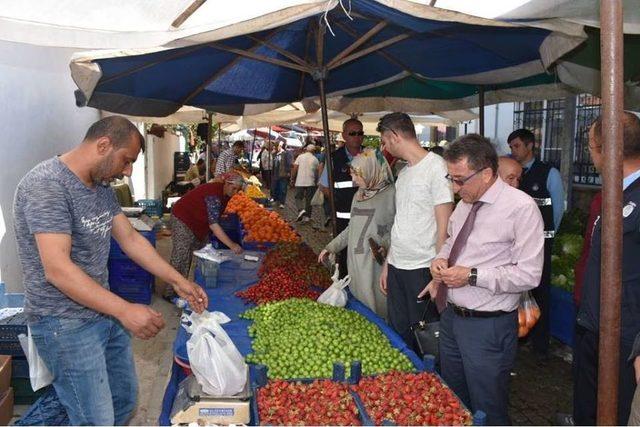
[420,297,435,322]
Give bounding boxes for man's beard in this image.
[93,153,122,186]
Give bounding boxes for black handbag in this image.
[410,298,440,362]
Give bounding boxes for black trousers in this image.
[440,307,518,426]
[530,238,552,355]
[572,324,636,425]
[386,264,433,353]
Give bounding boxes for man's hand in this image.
[417,280,438,300]
[318,249,331,263]
[118,304,166,340]
[635,356,640,383]
[430,258,448,282]
[230,243,243,255]
[174,280,209,313]
[379,261,389,295]
[440,266,471,288]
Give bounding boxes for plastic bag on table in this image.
[17,326,53,391]
[317,265,350,307]
[182,310,248,396]
[517,291,541,337]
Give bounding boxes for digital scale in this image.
[170,374,252,425]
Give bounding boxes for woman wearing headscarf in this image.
[169,172,245,283]
[318,148,395,317]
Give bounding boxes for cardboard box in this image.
[171,398,250,425]
[0,387,14,426]
[0,356,11,395]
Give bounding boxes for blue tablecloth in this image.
[160,252,421,425]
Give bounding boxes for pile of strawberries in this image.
[259,242,332,288]
[257,379,361,426]
[236,266,320,305]
[353,371,472,426]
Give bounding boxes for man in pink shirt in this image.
[421,134,544,425]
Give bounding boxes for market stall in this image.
[158,193,482,426]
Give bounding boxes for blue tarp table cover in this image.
[160,254,422,425]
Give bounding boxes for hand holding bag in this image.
[410,298,440,361]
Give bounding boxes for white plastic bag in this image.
[182,311,248,396]
[17,326,53,391]
[310,188,324,206]
[317,265,351,307]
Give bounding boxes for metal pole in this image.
[597,0,624,424]
[478,85,485,136]
[318,78,338,236]
[250,128,257,171]
[206,112,213,181]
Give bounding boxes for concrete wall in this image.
[0,40,100,292]
[458,103,516,155]
[146,133,181,201]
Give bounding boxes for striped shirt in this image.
[215,148,237,176]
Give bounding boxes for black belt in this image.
[450,303,514,318]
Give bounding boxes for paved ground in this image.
[274,187,575,425]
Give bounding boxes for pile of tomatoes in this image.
[225,194,298,243]
[257,379,361,426]
[353,371,472,426]
[236,267,320,305]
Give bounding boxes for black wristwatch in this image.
[468,268,478,286]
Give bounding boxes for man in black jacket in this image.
[574,112,640,425]
[318,119,364,276]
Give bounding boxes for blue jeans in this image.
[29,315,138,425]
[273,177,289,204]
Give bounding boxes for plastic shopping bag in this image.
[17,326,53,391]
[317,265,351,307]
[183,310,248,396]
[517,291,541,337]
[310,188,324,206]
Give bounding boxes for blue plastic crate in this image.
[135,199,164,217]
[108,259,153,304]
[209,214,241,250]
[550,286,576,346]
[109,230,156,259]
[238,225,276,252]
[12,357,29,379]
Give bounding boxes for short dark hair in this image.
[84,116,145,152]
[342,118,363,132]
[232,141,245,149]
[507,128,535,146]
[196,158,205,165]
[444,133,498,174]
[592,112,640,159]
[376,112,417,139]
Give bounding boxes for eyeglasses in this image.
[445,169,484,186]
[347,131,365,137]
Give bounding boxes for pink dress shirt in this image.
[437,177,544,312]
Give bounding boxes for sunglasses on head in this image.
[348,131,365,136]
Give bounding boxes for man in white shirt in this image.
[291,144,319,223]
[377,113,454,351]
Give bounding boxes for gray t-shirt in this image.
[13,157,121,320]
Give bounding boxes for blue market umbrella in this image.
[71,0,584,231]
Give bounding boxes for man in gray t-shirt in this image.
[13,116,208,426]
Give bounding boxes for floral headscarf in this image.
[349,148,394,201]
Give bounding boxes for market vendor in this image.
[318,148,395,318]
[169,172,244,288]
[13,117,208,426]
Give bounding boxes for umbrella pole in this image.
[597,0,623,424]
[318,77,338,237]
[206,111,213,181]
[478,85,485,136]
[250,128,257,172]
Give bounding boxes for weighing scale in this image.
[170,374,252,425]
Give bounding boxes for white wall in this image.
[146,133,181,201]
[0,40,100,292]
[458,103,516,155]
